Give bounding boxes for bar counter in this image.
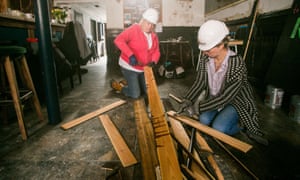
[0,13,65,37]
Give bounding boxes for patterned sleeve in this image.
[184,56,208,102]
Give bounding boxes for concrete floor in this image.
[1,57,300,179]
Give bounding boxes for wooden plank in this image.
[228,40,243,46]
[167,111,252,153]
[243,0,260,60]
[144,66,182,180]
[61,100,126,130]
[195,133,224,180]
[181,164,197,179]
[99,114,138,167]
[134,98,159,180]
[168,93,183,103]
[169,117,212,180]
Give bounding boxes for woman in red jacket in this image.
[111,8,161,99]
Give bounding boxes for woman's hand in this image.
[177,99,192,114]
[129,55,138,66]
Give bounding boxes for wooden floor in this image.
[1,57,300,179]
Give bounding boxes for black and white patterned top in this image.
[184,54,261,135]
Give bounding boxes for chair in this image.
[57,21,93,87]
[52,43,73,93]
[0,45,44,140]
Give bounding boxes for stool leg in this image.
[77,65,82,84]
[4,56,27,140]
[19,55,44,121]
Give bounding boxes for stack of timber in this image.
[139,66,254,179]
[60,67,255,179]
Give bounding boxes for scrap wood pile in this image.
[59,66,258,180]
[135,66,258,180]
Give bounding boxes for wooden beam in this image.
[195,132,224,180]
[60,100,126,130]
[228,40,243,46]
[243,0,260,60]
[167,111,252,153]
[99,114,138,167]
[168,93,183,103]
[144,66,182,180]
[134,98,159,180]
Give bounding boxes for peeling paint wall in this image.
[259,0,294,13]
[106,0,204,28]
[206,0,294,22]
[206,1,252,21]
[106,0,294,28]
[163,0,204,26]
[75,0,295,29]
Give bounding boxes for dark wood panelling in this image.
[227,8,299,110]
[105,28,122,69]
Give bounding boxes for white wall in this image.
[106,0,123,29]
[71,6,95,37]
[206,0,294,22]
[162,0,205,27]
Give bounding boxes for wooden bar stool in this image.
[0,46,44,140]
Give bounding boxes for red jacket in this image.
[114,24,160,71]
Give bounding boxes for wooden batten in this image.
[144,66,182,180]
[99,114,137,167]
[61,100,126,130]
[167,111,252,153]
[195,133,224,180]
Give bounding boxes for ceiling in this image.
[53,0,106,21]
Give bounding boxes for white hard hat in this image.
[142,8,159,24]
[198,20,229,51]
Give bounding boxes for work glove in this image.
[185,105,196,117]
[129,55,138,66]
[177,99,192,114]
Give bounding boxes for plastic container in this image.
[289,95,300,123]
[264,85,284,109]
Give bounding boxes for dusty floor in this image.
[1,57,300,179]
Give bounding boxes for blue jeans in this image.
[121,68,147,99]
[199,104,240,135]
